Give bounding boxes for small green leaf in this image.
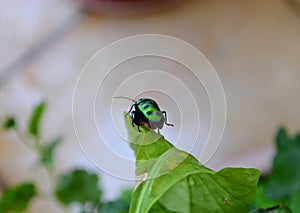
[28,102,46,138]
[253,127,300,212]
[55,169,101,205]
[265,129,300,201]
[2,117,16,129]
[251,183,279,209]
[275,127,289,150]
[124,113,260,213]
[0,183,36,213]
[40,137,61,168]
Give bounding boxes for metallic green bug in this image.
[114,97,174,134]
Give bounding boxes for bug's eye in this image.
[143,105,150,110]
[147,111,153,115]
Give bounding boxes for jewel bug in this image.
[114,96,174,134]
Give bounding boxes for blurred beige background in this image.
[0,0,300,212]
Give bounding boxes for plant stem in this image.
[13,127,36,151]
[34,136,56,188]
[13,127,63,210]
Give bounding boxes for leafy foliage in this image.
[28,102,46,138]
[0,183,36,213]
[3,101,297,213]
[55,169,102,205]
[252,184,280,209]
[124,113,260,213]
[252,127,300,212]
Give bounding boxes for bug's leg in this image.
[162,111,174,127]
[157,129,164,137]
[137,126,141,132]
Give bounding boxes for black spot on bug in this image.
[143,105,150,110]
[147,111,153,115]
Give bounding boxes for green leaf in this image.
[275,127,289,150]
[265,128,300,201]
[253,127,300,212]
[2,117,16,129]
[40,137,61,168]
[251,183,279,209]
[55,169,101,205]
[124,113,260,213]
[28,102,46,138]
[0,183,36,213]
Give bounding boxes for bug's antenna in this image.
[113,96,136,102]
